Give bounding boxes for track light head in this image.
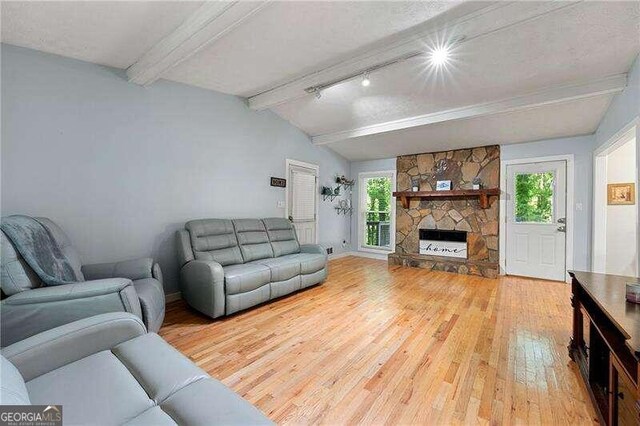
[361,72,371,87]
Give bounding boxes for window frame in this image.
[357,170,396,253]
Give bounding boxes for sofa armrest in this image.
[300,244,328,259]
[82,258,155,281]
[2,313,146,381]
[1,279,142,347]
[180,260,225,319]
[3,278,134,305]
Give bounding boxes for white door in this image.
[287,161,318,244]
[506,160,567,281]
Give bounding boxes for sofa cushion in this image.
[160,377,272,425]
[25,332,273,425]
[226,285,270,315]
[251,256,301,282]
[186,219,243,266]
[233,219,273,262]
[26,351,153,425]
[224,263,270,295]
[111,333,208,403]
[301,267,327,289]
[262,218,300,257]
[297,253,327,275]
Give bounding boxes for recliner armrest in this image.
[1,279,142,347]
[3,278,133,305]
[299,244,328,259]
[2,312,146,381]
[82,258,156,282]
[180,260,225,319]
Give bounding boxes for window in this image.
[359,172,395,251]
[514,172,554,223]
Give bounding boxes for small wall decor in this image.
[472,177,482,190]
[436,180,452,191]
[335,175,355,189]
[270,177,286,188]
[321,186,339,201]
[411,177,420,192]
[607,182,635,205]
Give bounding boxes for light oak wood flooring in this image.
[160,256,598,425]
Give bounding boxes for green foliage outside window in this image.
[365,177,392,247]
[515,172,554,223]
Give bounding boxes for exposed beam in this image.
[127,1,269,86]
[248,1,583,111]
[312,74,627,146]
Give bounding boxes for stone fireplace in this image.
[388,145,500,278]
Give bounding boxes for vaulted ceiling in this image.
[2,1,639,161]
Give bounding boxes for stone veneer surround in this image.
[389,145,500,278]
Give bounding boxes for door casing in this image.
[499,154,574,282]
[285,159,319,244]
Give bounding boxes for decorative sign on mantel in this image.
[419,240,467,258]
[270,177,286,188]
[418,229,468,259]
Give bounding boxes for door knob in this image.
[557,226,566,232]
[557,217,566,224]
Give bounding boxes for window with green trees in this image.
[365,177,392,248]
[515,172,554,223]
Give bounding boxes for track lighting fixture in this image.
[303,34,466,99]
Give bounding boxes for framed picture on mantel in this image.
[607,182,635,205]
[436,180,451,191]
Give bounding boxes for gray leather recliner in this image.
[1,218,165,346]
[176,217,327,319]
[0,313,272,425]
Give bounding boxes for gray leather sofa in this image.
[1,217,165,346]
[0,313,272,425]
[176,217,327,319]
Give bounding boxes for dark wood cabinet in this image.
[569,271,640,425]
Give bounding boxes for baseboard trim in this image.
[165,292,182,303]
[330,251,389,261]
[328,251,352,260]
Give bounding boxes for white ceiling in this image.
[1,1,203,69]
[163,1,463,96]
[2,1,639,161]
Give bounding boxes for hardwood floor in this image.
[160,256,598,425]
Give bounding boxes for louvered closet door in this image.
[289,165,317,244]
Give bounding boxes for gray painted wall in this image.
[501,135,595,271]
[1,44,351,294]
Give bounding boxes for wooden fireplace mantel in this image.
[392,188,500,209]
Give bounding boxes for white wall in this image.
[349,158,396,251]
[604,138,638,276]
[1,45,351,294]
